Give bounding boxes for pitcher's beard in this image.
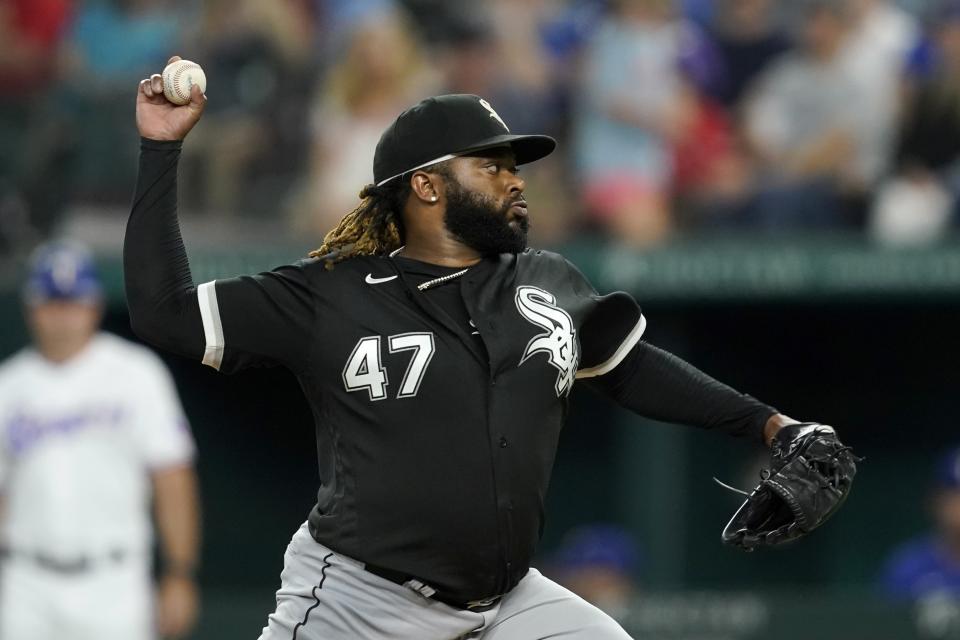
[443,181,528,255]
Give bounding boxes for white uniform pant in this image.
[0,557,153,640]
[259,522,632,640]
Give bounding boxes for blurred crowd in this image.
[4,0,960,258]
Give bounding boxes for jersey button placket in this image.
[499,436,508,448]
[465,274,512,592]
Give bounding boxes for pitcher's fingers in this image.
[167,55,181,65]
[189,83,206,107]
[150,73,163,96]
[140,78,154,98]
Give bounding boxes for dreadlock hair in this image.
[309,162,453,268]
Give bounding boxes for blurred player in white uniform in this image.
[0,242,201,640]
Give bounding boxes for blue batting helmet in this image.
[23,241,103,305]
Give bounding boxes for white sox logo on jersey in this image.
[515,286,579,397]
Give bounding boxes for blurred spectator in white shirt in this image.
[745,1,879,228]
[871,3,960,245]
[841,0,920,181]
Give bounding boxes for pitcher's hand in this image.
[137,56,206,141]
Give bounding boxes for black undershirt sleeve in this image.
[124,138,317,373]
[124,138,204,360]
[586,340,777,442]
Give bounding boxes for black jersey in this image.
[198,248,645,600]
[125,139,776,605]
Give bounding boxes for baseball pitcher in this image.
[125,57,857,639]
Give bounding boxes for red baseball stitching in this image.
[169,64,198,102]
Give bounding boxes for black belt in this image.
[363,563,502,612]
[0,548,129,574]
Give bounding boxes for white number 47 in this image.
[342,333,435,401]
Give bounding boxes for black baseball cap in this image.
[373,94,557,186]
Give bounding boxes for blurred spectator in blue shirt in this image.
[548,524,641,621]
[320,0,395,42]
[57,0,189,203]
[681,0,715,26]
[63,0,181,88]
[573,0,707,246]
[881,447,960,600]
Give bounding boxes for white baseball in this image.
[162,60,206,105]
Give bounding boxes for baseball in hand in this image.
[162,60,206,105]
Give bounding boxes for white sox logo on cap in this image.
[479,98,510,132]
[515,286,579,397]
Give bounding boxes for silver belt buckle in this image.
[465,595,500,610]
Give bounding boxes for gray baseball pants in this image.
[257,522,632,640]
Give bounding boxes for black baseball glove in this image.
[720,423,859,551]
